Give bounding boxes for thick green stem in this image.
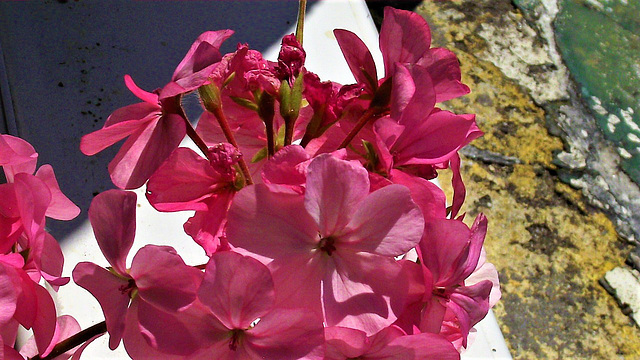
[29,321,107,360]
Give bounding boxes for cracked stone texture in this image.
[414,0,640,358]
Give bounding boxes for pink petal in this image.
[388,169,447,220]
[31,232,68,289]
[333,29,377,92]
[304,155,369,236]
[449,153,465,219]
[396,64,436,126]
[134,298,203,357]
[0,264,18,324]
[449,280,493,347]
[124,75,158,105]
[322,252,406,335]
[339,184,423,256]
[466,254,501,307]
[198,251,275,330]
[88,189,136,274]
[246,308,324,360]
[12,268,38,329]
[130,245,202,312]
[380,7,432,76]
[267,253,325,316]
[0,134,38,181]
[417,47,470,103]
[108,113,187,190]
[32,283,57,357]
[79,107,157,156]
[72,262,130,350]
[34,165,80,221]
[390,64,416,120]
[226,184,319,261]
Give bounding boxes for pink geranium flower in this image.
[227,154,424,335]
[334,7,469,102]
[146,144,241,255]
[73,190,201,350]
[79,76,187,189]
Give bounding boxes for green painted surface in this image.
[517,0,640,182]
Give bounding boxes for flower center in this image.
[229,329,244,351]
[317,236,337,256]
[118,278,137,298]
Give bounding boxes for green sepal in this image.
[230,96,259,112]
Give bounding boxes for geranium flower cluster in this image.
[0,7,500,360]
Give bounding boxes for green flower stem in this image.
[296,0,307,46]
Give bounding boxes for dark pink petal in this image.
[449,280,493,347]
[108,113,187,190]
[466,252,501,307]
[198,251,275,330]
[304,155,369,236]
[420,297,447,334]
[72,262,130,350]
[417,47,470,103]
[0,318,19,351]
[449,153,465,219]
[32,283,56,357]
[34,165,80,221]
[226,184,318,260]
[379,7,431,76]
[12,268,37,329]
[146,147,229,212]
[390,64,416,120]
[396,64,436,126]
[322,252,406,335]
[339,184,423,256]
[13,173,50,242]
[334,29,377,92]
[124,75,159,105]
[88,190,136,274]
[0,135,38,181]
[419,218,471,286]
[2,340,24,360]
[374,332,460,359]
[388,169,447,220]
[130,245,201,312]
[365,325,405,354]
[246,308,324,360]
[393,111,477,166]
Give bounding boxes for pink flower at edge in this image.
[79,76,187,190]
[416,214,496,347]
[191,251,324,359]
[72,190,202,350]
[227,154,424,335]
[146,144,241,255]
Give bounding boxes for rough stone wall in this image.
[414,0,640,358]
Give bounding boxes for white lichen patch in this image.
[618,147,632,159]
[628,133,640,144]
[591,96,609,116]
[603,267,640,326]
[607,113,621,133]
[620,108,640,132]
[476,12,569,103]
